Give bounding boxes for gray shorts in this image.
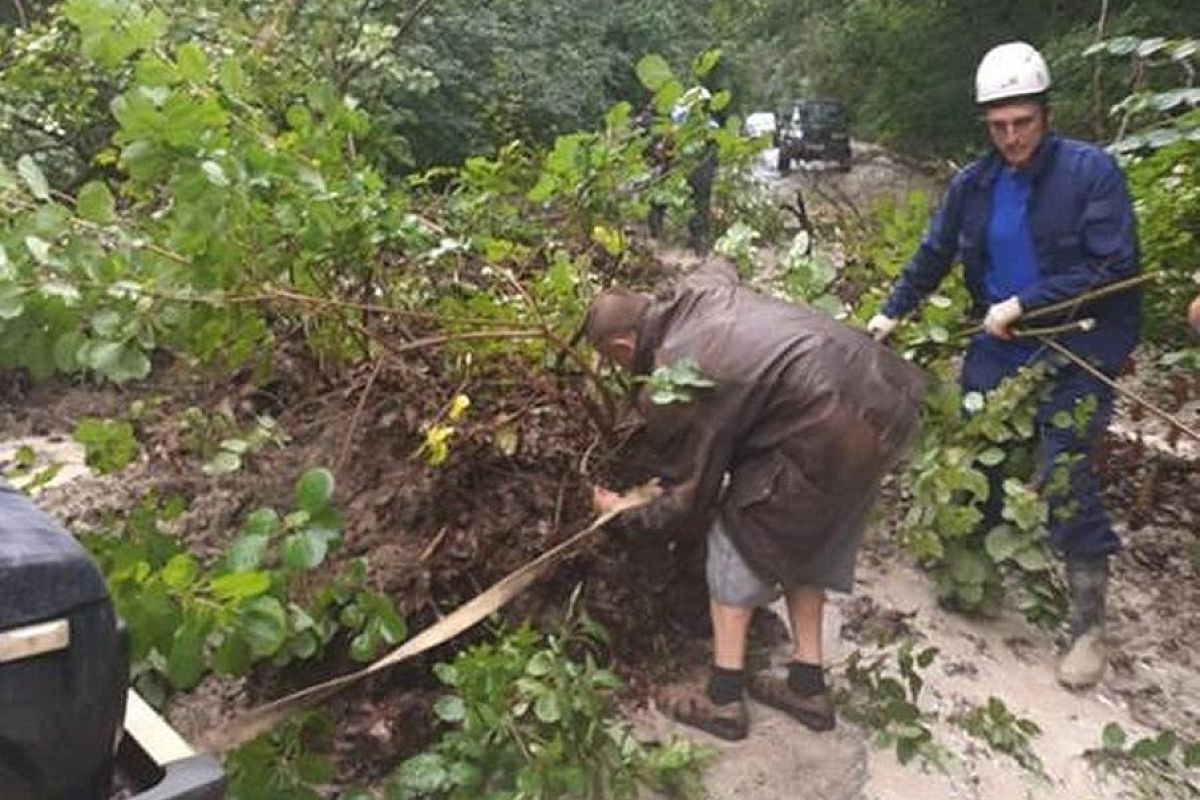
[706,518,781,607]
[705,516,861,606]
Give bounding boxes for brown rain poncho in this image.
[622,258,926,591]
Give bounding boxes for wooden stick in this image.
[1038,337,1200,444]
[1011,318,1096,339]
[961,273,1158,337]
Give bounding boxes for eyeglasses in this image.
[984,114,1041,136]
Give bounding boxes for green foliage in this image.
[82,469,404,703]
[714,220,761,275]
[836,641,952,772]
[896,360,1067,626]
[950,697,1047,781]
[201,415,288,476]
[1090,35,1200,357]
[1088,723,1200,800]
[1,445,64,495]
[386,609,710,800]
[225,711,336,800]
[72,416,140,474]
[778,234,842,316]
[640,356,716,405]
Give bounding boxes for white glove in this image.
[867,313,899,342]
[983,296,1023,340]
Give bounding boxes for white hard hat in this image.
[975,42,1051,105]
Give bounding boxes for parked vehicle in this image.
[775,99,852,173]
[743,111,777,140]
[0,482,226,800]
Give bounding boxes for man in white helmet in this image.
[868,42,1141,689]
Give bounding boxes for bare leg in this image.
[743,585,835,732]
[710,599,755,670]
[785,585,826,665]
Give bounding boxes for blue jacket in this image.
[882,134,1141,372]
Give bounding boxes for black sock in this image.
[787,661,826,697]
[706,666,745,705]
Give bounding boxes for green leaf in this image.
[434,694,466,723]
[85,341,152,382]
[984,525,1022,562]
[77,181,116,223]
[350,630,377,662]
[365,593,406,643]
[0,285,26,320]
[635,54,674,92]
[161,553,199,589]
[1183,742,1200,767]
[693,49,723,78]
[225,534,270,572]
[166,615,208,689]
[534,692,561,723]
[1102,722,1126,751]
[1151,730,1177,757]
[17,155,50,200]
[213,631,252,676]
[977,447,1006,467]
[526,651,555,677]
[72,417,139,474]
[289,630,319,660]
[394,753,451,794]
[25,236,52,265]
[949,546,988,585]
[241,508,279,538]
[295,467,335,513]
[201,160,229,187]
[209,570,271,601]
[218,57,247,95]
[176,42,208,83]
[238,596,288,657]
[202,450,241,475]
[281,528,337,571]
[1012,546,1050,572]
[220,438,250,454]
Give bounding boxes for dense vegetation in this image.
[2,0,1199,797]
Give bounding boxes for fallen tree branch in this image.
[196,481,661,753]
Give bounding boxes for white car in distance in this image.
[743,111,777,140]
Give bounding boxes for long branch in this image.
[1092,0,1111,140]
[960,273,1157,337]
[1039,337,1200,444]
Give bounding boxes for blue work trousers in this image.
[961,340,1119,558]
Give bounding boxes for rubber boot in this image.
[1056,555,1109,689]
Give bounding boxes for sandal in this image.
[747,673,836,732]
[659,684,749,742]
